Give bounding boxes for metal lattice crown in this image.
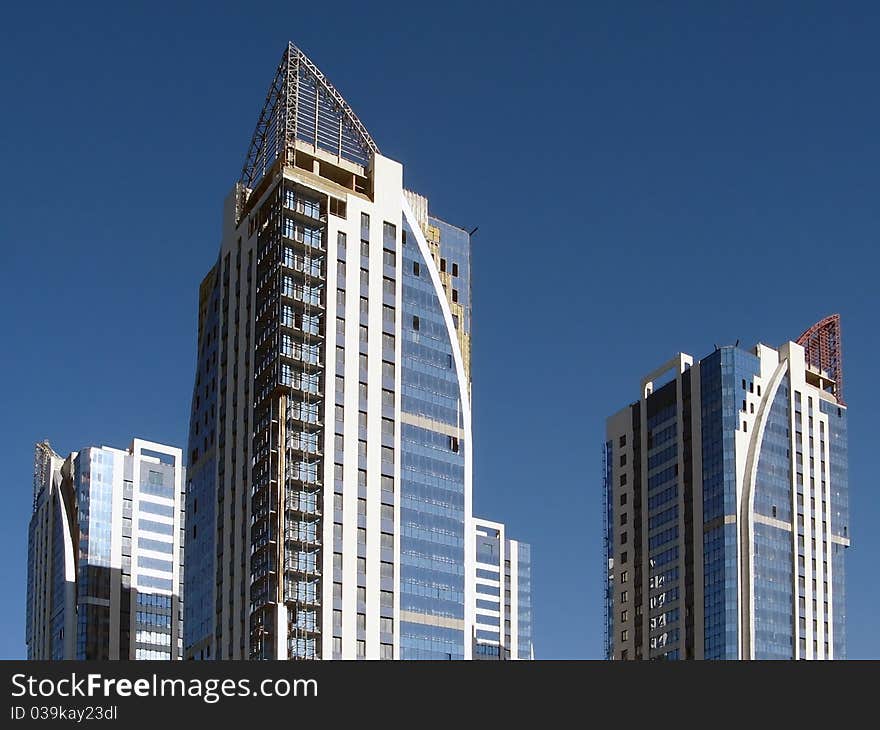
[795,313,844,404]
[240,42,380,188]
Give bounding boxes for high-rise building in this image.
[26,439,185,660]
[604,316,850,660]
[184,43,479,660]
[471,518,533,660]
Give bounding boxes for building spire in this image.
[795,313,844,404]
[239,42,380,188]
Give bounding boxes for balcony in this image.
[284,195,326,224]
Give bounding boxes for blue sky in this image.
[1,1,879,659]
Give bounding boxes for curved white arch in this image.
[53,470,77,658]
[738,359,788,659]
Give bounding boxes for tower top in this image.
[240,42,380,188]
[795,314,844,404]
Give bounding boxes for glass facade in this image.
[49,491,68,660]
[185,262,220,659]
[516,542,532,659]
[821,399,849,658]
[645,386,681,660]
[75,450,113,660]
[752,376,794,659]
[399,217,466,660]
[700,347,758,659]
[603,440,613,659]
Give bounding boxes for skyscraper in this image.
[604,316,849,660]
[26,439,185,660]
[471,518,533,660]
[184,43,479,660]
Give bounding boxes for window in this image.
[357,640,366,658]
[381,504,394,521]
[360,212,370,241]
[620,454,626,467]
[381,532,393,550]
[452,262,459,276]
[358,498,367,516]
[357,527,367,544]
[621,570,628,584]
[620,591,628,603]
[381,561,393,579]
[333,582,342,600]
[621,610,628,622]
[380,617,393,634]
[449,437,459,453]
[621,630,628,642]
[440,258,447,273]
[412,261,420,276]
[620,513,628,526]
[620,493,627,506]
[333,609,342,627]
[330,197,347,218]
[357,613,366,631]
[357,586,366,604]
[383,221,396,247]
[620,531,628,545]
[412,316,419,331]
[381,475,394,492]
[620,473,627,487]
[620,551,628,564]
[619,434,626,448]
[452,288,458,303]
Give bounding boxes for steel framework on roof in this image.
[795,313,844,404]
[240,42,380,189]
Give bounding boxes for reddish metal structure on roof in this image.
[795,314,844,404]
